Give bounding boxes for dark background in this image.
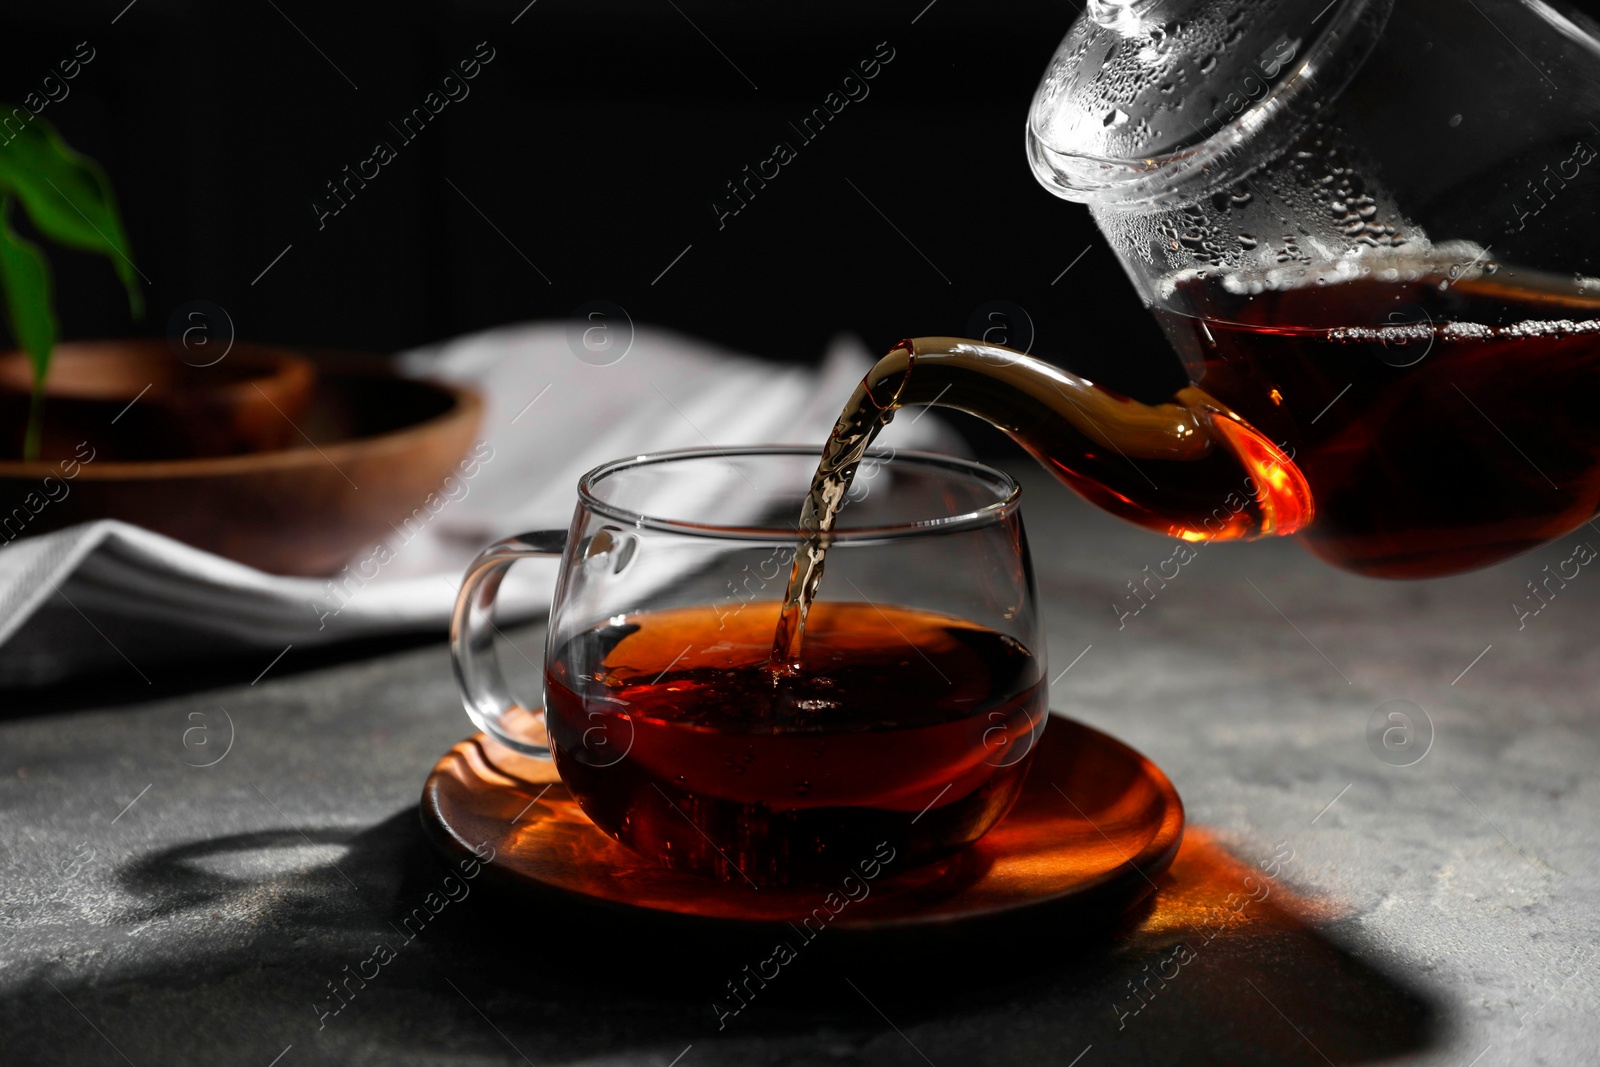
[2,0,1177,402]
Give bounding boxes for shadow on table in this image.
[5,810,1445,1066]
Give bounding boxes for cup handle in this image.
[450,529,568,758]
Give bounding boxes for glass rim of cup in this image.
[577,445,1022,543]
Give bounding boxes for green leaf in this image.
[0,195,59,460]
[0,114,142,319]
[0,196,57,380]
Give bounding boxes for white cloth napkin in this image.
[0,326,957,688]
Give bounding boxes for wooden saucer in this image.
[419,714,1184,930]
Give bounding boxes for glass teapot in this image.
[860,0,1600,578]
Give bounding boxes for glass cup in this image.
[451,446,1048,887]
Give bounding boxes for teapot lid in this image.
[1027,0,1390,207]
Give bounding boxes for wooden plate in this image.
[0,340,318,459]
[0,352,480,576]
[420,713,1184,930]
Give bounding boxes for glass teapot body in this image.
[1015,0,1600,576]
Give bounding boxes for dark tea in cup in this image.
[544,601,1045,886]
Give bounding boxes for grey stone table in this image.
[3,468,1597,1066]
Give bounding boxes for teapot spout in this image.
[880,337,1313,542]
